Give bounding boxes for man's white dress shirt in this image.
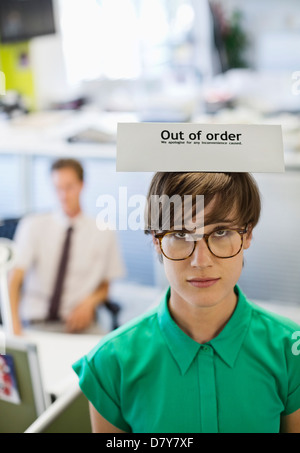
[13,211,125,322]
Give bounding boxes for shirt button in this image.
[202,345,210,352]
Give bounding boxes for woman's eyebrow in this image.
[205,219,235,226]
[180,222,236,234]
[170,219,238,232]
[188,219,236,228]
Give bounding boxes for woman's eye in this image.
[174,232,189,239]
[213,229,228,238]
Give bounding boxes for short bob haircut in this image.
[144,172,261,235]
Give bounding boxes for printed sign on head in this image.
[117,123,285,173]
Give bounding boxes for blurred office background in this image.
[1,0,300,319]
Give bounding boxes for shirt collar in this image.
[54,209,84,229]
[157,285,252,375]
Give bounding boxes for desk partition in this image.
[0,337,49,433]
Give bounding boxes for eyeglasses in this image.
[154,225,248,261]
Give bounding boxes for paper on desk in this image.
[116,123,285,172]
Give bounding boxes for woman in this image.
[73,172,300,433]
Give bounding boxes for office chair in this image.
[103,299,121,330]
[0,217,20,241]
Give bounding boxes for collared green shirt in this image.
[73,286,300,433]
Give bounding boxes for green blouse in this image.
[73,286,300,433]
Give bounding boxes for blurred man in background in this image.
[9,158,124,335]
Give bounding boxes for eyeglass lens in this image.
[161,230,242,259]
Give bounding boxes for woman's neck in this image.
[168,289,238,344]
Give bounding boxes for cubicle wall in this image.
[25,386,91,433]
[0,337,49,433]
[0,335,91,433]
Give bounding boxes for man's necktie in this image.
[47,226,73,321]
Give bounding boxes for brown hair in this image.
[145,172,261,234]
[51,158,84,182]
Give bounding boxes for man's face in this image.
[52,167,83,217]
[154,199,252,311]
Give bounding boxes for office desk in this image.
[1,297,299,399]
[0,109,137,158]
[23,301,300,400]
[23,329,101,398]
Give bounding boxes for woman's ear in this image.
[152,233,161,255]
[243,225,253,250]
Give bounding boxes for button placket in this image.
[197,345,218,433]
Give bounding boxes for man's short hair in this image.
[50,158,84,182]
[145,172,261,234]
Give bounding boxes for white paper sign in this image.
[117,123,285,172]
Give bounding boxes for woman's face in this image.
[154,199,252,310]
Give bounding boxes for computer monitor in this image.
[0,0,56,44]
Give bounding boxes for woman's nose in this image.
[190,239,213,268]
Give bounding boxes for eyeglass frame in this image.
[154,225,249,261]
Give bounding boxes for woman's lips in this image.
[187,278,220,288]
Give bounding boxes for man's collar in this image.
[157,285,252,375]
[54,210,84,228]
